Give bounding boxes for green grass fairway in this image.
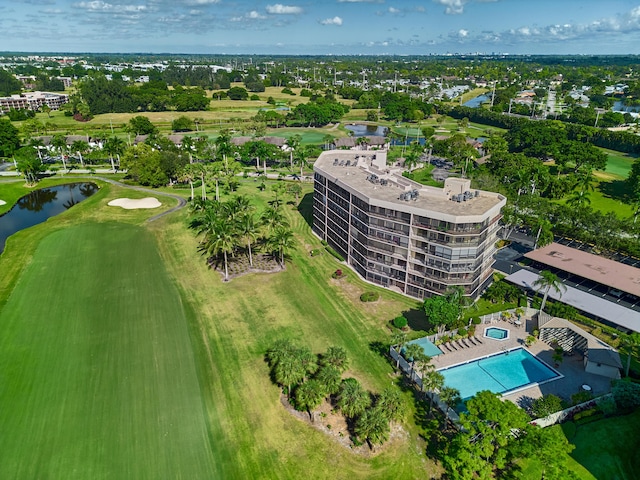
[600,148,638,179]
[0,222,216,479]
[569,410,640,480]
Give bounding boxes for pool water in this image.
[485,327,509,340]
[404,337,443,358]
[438,348,561,401]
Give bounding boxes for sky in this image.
[2,0,640,55]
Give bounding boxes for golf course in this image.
[0,178,435,479]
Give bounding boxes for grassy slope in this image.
[0,221,216,479]
[150,188,435,478]
[569,410,640,480]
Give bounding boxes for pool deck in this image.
[432,317,613,407]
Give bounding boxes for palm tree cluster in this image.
[266,340,405,451]
[391,332,461,430]
[191,195,295,281]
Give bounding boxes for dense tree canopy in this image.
[0,69,22,97]
[0,119,21,157]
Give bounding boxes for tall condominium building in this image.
[313,150,506,300]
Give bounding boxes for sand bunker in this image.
[0,200,6,206]
[108,197,162,209]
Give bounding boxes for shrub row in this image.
[325,246,345,262]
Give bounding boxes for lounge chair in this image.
[475,336,483,344]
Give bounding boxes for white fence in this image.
[389,346,460,424]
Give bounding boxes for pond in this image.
[613,100,640,113]
[344,124,388,137]
[463,94,490,108]
[0,182,98,254]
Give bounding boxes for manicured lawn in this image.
[599,148,637,179]
[0,179,437,478]
[0,221,216,479]
[568,410,640,480]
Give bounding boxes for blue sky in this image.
[2,0,640,55]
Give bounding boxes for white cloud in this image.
[320,16,343,25]
[458,28,468,37]
[266,4,303,14]
[337,0,382,3]
[73,1,147,13]
[184,0,219,5]
[230,10,267,22]
[388,7,400,14]
[433,0,466,15]
[433,0,499,15]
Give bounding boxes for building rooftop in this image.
[525,243,640,298]
[314,150,506,222]
[506,269,640,333]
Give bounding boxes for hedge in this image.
[325,246,345,262]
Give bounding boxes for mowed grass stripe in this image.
[151,202,431,478]
[0,222,217,479]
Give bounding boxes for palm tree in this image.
[566,190,591,210]
[321,346,349,373]
[261,206,288,233]
[533,218,553,249]
[619,332,640,377]
[206,161,224,202]
[104,136,125,173]
[274,351,306,399]
[29,138,45,162]
[70,139,90,168]
[287,134,301,170]
[355,406,390,451]
[421,369,444,413]
[179,163,197,201]
[51,133,68,172]
[295,379,325,422]
[439,386,461,430]
[337,378,371,419]
[315,365,342,395]
[391,330,408,369]
[533,270,567,314]
[376,387,404,422]
[404,343,424,381]
[236,212,259,267]
[198,215,237,281]
[269,226,296,269]
[266,338,295,368]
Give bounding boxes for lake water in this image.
[463,94,490,108]
[0,182,98,254]
[344,124,388,137]
[613,100,640,113]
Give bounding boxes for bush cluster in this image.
[360,291,379,302]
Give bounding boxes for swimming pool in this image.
[404,337,443,358]
[438,348,561,401]
[484,327,509,340]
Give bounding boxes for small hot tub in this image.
[484,327,509,341]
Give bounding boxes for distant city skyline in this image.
[2,0,640,55]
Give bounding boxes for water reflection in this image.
[0,182,98,254]
[344,124,389,137]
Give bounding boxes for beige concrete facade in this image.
[312,149,506,299]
